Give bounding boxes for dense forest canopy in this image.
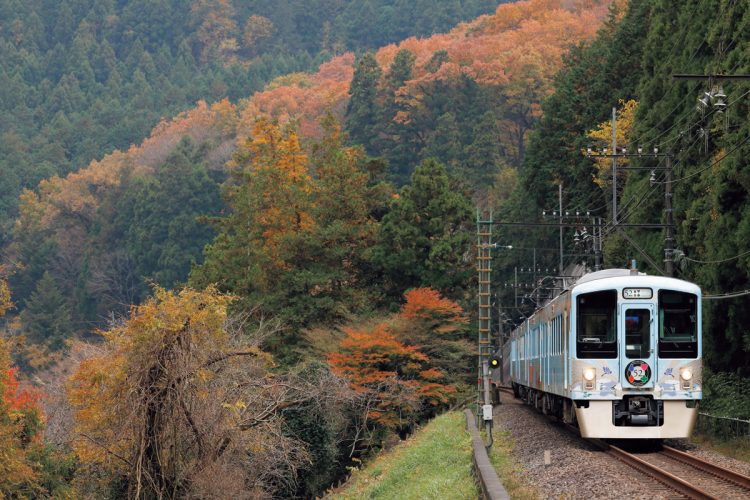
[0,0,503,241]
[4,0,608,337]
[1,0,750,496]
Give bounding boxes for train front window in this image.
[658,290,698,358]
[625,309,650,359]
[576,290,617,359]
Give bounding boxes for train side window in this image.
[576,290,617,359]
[658,290,698,359]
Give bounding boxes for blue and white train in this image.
[496,268,701,439]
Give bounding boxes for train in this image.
[492,268,702,439]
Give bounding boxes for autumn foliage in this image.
[0,278,49,496]
[238,0,610,146]
[66,286,317,497]
[328,288,470,433]
[401,287,467,324]
[327,324,454,430]
[587,99,638,188]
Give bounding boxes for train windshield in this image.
[658,290,698,358]
[576,290,617,358]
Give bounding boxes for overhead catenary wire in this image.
[629,0,749,155]
[682,249,750,264]
[658,133,750,185]
[626,59,749,156]
[703,289,750,300]
[600,84,749,232]
[602,134,703,232]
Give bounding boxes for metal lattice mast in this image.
[477,210,494,405]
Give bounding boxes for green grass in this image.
[330,411,479,500]
[483,428,539,499]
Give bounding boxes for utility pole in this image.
[558,184,563,274]
[612,106,617,226]
[533,247,539,306]
[594,217,603,271]
[476,210,494,446]
[586,147,674,276]
[664,155,674,276]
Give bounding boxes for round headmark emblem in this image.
[625,360,651,386]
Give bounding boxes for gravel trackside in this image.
[493,392,673,499]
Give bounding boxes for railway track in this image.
[496,385,750,499]
[600,441,750,499]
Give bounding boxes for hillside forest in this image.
[1,0,749,496]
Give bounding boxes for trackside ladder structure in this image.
[477,210,494,439]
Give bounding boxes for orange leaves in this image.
[400,287,466,324]
[14,99,237,243]
[231,118,316,271]
[327,289,466,429]
[328,324,438,428]
[233,1,610,146]
[2,368,40,415]
[240,54,355,140]
[0,338,45,492]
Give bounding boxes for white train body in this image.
[506,269,701,439]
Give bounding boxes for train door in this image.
[619,303,656,389]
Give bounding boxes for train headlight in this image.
[583,368,596,390]
[680,368,693,389]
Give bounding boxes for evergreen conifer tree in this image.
[372,158,473,298]
[345,53,382,154]
[21,272,73,350]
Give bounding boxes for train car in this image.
[496,268,701,439]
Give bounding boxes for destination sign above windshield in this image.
[623,288,653,299]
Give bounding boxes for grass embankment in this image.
[483,428,539,499]
[330,411,478,499]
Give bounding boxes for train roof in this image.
[571,269,700,296]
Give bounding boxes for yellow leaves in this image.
[0,276,10,319]
[587,99,638,188]
[266,73,312,90]
[243,14,274,53]
[67,287,238,473]
[232,119,317,272]
[196,368,213,384]
[222,400,247,417]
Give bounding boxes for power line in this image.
[704,289,750,300]
[665,134,750,184]
[613,133,704,226]
[682,249,750,264]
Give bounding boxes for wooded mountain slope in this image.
[6,0,610,337]
[0,0,502,240]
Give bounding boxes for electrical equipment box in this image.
[482,404,493,421]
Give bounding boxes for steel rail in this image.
[603,443,715,500]
[557,416,718,499]
[496,387,748,498]
[660,445,750,491]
